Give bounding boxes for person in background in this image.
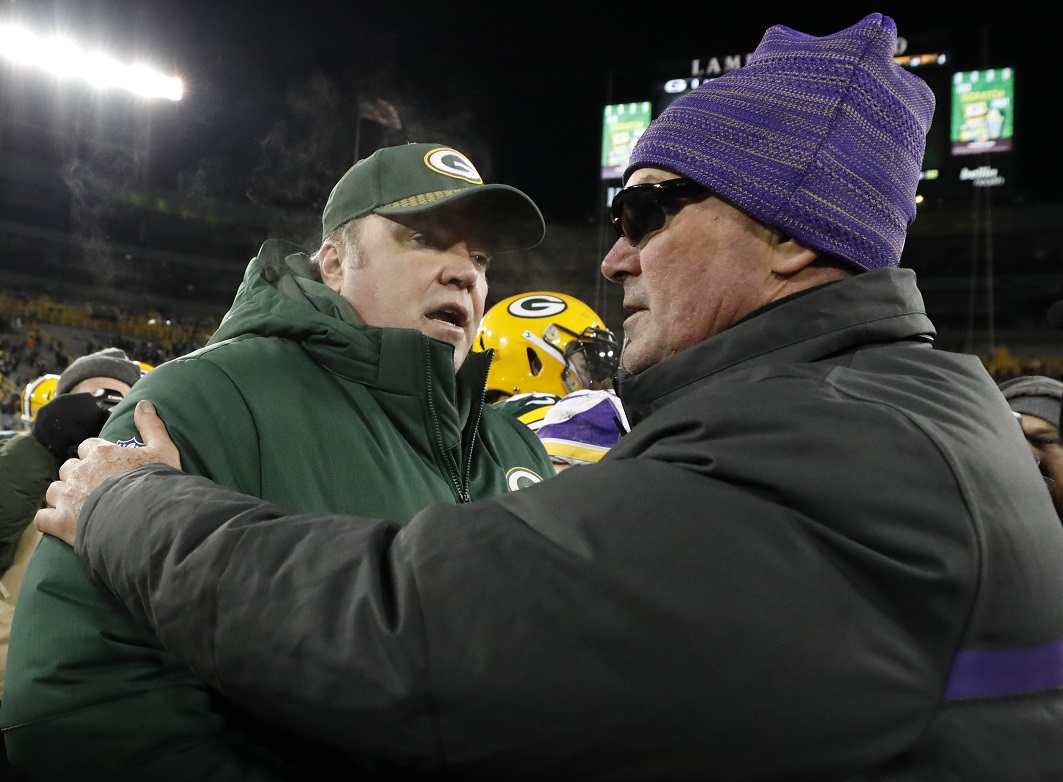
[999,374,1063,519]
[0,349,142,776]
[530,387,630,472]
[476,290,625,470]
[3,143,552,780]
[0,350,142,595]
[28,14,1063,779]
[476,290,620,405]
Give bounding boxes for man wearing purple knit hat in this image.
[28,13,1063,779]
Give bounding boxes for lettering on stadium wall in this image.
[961,166,1006,188]
[688,53,753,78]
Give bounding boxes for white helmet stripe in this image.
[520,329,568,368]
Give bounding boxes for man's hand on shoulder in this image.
[35,400,183,545]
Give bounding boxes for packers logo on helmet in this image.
[20,374,60,425]
[506,294,568,319]
[475,292,620,401]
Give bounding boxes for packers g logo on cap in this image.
[424,148,484,185]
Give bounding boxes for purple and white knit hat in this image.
[626,13,935,272]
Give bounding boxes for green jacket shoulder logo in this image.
[506,467,544,491]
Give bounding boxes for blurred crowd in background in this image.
[5,285,1063,434]
[0,290,216,431]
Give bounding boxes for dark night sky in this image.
[4,0,1046,229]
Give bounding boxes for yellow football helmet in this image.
[20,374,60,426]
[475,292,620,401]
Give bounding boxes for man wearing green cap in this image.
[2,143,553,779]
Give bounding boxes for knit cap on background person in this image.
[626,12,935,273]
[31,348,144,462]
[999,375,1063,429]
[56,348,143,397]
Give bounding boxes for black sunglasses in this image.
[610,178,709,246]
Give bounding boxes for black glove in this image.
[31,390,124,461]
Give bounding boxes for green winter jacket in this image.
[0,433,57,696]
[0,433,57,574]
[1,239,552,780]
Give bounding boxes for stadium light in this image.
[0,22,182,101]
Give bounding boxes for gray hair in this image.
[308,218,364,279]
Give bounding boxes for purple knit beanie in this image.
[626,13,935,272]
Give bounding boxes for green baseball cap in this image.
[321,143,545,252]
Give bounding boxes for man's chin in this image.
[433,333,470,373]
[620,339,652,376]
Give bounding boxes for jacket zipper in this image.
[461,373,488,502]
[424,341,474,503]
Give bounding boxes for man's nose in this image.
[443,245,482,289]
[601,238,639,283]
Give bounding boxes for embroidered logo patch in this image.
[424,147,483,184]
[506,467,544,491]
[116,437,145,448]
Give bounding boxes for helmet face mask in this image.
[559,326,621,392]
[476,292,620,401]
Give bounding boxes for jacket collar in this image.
[615,268,935,424]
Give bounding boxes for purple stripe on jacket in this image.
[945,640,1063,699]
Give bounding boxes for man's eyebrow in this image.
[1024,423,1060,438]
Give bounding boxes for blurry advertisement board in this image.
[601,102,652,180]
[951,68,1014,156]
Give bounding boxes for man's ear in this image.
[771,236,818,277]
[317,241,345,293]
